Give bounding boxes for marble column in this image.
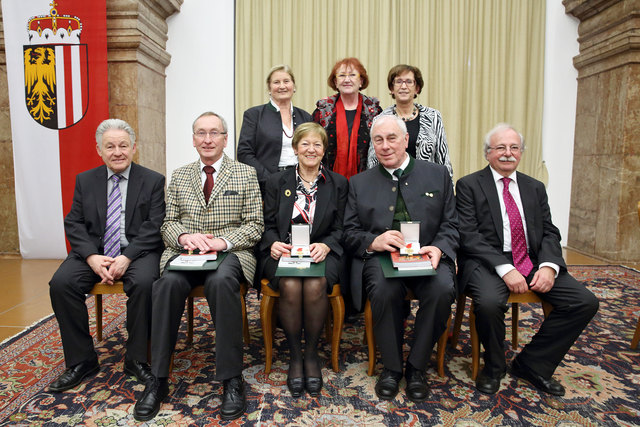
[564,0,640,263]
[0,0,182,254]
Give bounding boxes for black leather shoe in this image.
[133,377,169,422]
[221,376,246,420]
[287,377,304,398]
[49,359,99,392]
[475,370,506,394]
[124,359,154,384]
[510,358,565,396]
[305,376,323,397]
[405,364,429,402]
[375,368,402,400]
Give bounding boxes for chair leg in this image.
[329,294,345,373]
[511,302,519,349]
[95,294,103,342]
[240,292,250,345]
[261,292,276,374]
[364,299,376,376]
[632,316,640,350]
[469,301,480,381]
[451,293,467,349]
[436,316,451,377]
[187,296,194,345]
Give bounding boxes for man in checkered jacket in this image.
[134,112,264,422]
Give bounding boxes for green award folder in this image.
[166,252,228,271]
[276,260,326,277]
[379,253,436,278]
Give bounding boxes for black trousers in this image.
[49,252,159,367]
[465,265,599,378]
[150,253,244,381]
[363,256,456,373]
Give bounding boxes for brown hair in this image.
[327,57,370,91]
[292,122,328,152]
[387,64,424,99]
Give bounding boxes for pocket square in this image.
[223,190,239,196]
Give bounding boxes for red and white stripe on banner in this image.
[2,0,109,258]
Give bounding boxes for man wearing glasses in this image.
[456,123,598,396]
[134,112,264,422]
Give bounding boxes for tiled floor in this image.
[0,250,636,343]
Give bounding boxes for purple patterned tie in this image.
[103,174,122,258]
[502,177,533,276]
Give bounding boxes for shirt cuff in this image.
[495,263,515,278]
[222,238,233,251]
[539,262,559,277]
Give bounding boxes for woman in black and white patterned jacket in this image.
[367,64,453,178]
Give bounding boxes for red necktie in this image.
[203,166,215,203]
[502,177,533,276]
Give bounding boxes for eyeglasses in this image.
[393,79,415,87]
[194,130,227,140]
[488,145,522,154]
[336,73,359,81]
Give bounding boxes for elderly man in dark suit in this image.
[48,119,165,392]
[343,114,458,403]
[134,112,263,422]
[456,123,598,396]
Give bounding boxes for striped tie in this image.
[104,174,122,258]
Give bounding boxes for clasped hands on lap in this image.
[502,266,556,294]
[87,254,131,285]
[367,230,442,269]
[178,233,228,253]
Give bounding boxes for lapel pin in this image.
[285,189,291,197]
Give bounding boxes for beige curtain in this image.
[235,0,546,181]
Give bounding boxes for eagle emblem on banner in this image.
[24,1,88,130]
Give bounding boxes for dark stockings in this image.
[278,277,328,379]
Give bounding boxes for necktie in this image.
[104,174,122,258]
[502,177,533,276]
[203,165,215,203]
[393,168,403,178]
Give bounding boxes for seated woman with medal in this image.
[259,122,348,398]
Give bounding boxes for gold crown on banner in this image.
[27,1,82,45]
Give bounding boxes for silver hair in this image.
[483,122,525,157]
[192,111,228,133]
[371,113,407,137]
[95,119,136,147]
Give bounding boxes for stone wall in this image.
[565,0,640,263]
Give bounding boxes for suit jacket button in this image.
[389,206,394,211]
[392,187,396,192]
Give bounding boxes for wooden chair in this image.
[364,290,450,377]
[632,201,640,349]
[260,279,345,374]
[186,282,250,345]
[451,290,552,380]
[90,281,250,345]
[89,281,125,341]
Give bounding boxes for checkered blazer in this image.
[160,154,264,282]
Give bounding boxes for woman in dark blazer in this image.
[260,122,348,398]
[237,64,313,192]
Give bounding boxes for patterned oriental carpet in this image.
[0,265,639,426]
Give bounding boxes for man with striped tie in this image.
[48,119,165,392]
[456,123,599,396]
